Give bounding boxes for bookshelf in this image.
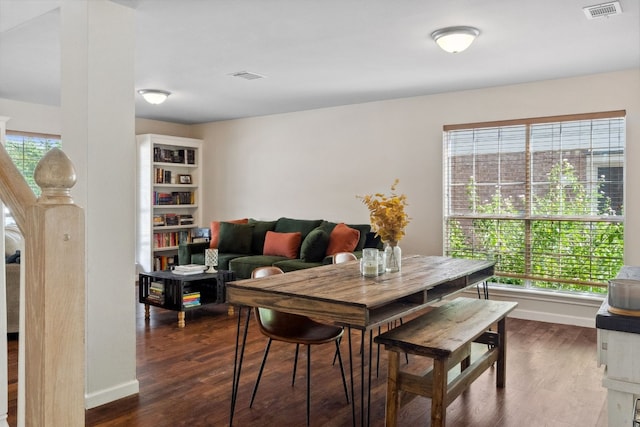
[136,134,203,272]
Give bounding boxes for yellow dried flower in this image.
[357,179,410,244]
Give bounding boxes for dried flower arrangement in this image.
[358,179,410,245]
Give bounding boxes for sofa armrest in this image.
[178,241,210,265]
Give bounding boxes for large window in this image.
[3,131,61,225]
[443,111,625,294]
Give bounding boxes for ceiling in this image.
[0,0,638,125]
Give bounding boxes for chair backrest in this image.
[333,252,357,264]
[251,266,314,338]
[251,266,285,279]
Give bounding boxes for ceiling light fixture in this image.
[431,26,480,53]
[137,89,171,105]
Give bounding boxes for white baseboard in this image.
[459,285,605,329]
[85,379,140,409]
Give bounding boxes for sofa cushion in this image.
[218,222,254,254]
[248,219,278,255]
[274,217,323,241]
[229,255,289,279]
[210,218,248,248]
[217,253,247,271]
[263,231,302,259]
[347,223,371,251]
[300,228,330,262]
[364,231,382,249]
[273,259,323,273]
[326,223,360,256]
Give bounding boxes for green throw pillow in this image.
[248,219,277,254]
[300,228,330,262]
[218,222,254,254]
[274,217,323,241]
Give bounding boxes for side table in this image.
[139,269,236,328]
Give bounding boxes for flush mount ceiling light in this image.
[431,26,480,53]
[137,89,171,105]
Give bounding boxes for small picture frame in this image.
[178,174,192,184]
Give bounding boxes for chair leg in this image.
[306,345,311,427]
[250,338,272,408]
[335,340,350,403]
[292,343,300,386]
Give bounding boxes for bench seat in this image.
[374,297,517,427]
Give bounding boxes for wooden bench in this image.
[374,297,518,427]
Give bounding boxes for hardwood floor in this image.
[7,295,608,426]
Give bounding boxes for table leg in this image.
[177,311,185,328]
[348,327,356,427]
[385,350,400,427]
[431,357,447,427]
[497,317,506,388]
[230,306,252,426]
[144,304,150,320]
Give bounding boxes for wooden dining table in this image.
[227,255,495,426]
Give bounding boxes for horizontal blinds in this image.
[444,112,625,290]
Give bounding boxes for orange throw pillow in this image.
[210,218,248,248]
[326,223,360,256]
[263,231,302,259]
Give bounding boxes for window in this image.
[443,111,625,294]
[3,131,61,225]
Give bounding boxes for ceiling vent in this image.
[583,1,622,19]
[229,71,265,80]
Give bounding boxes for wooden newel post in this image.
[25,148,85,426]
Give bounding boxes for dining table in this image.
[227,254,495,426]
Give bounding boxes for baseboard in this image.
[85,379,140,409]
[459,285,605,329]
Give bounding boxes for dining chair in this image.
[249,266,350,426]
[333,251,358,264]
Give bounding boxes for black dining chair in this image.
[249,266,350,426]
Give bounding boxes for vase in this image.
[384,241,401,273]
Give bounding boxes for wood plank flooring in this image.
[6,294,608,426]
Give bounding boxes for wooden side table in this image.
[139,269,235,327]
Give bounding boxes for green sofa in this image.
[178,217,379,279]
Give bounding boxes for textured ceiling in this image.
[1,0,639,124]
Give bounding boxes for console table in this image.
[139,269,235,327]
[226,255,494,426]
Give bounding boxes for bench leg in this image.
[431,357,447,427]
[385,351,400,427]
[497,317,507,388]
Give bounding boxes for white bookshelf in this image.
[136,134,203,272]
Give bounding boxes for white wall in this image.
[192,69,640,327]
[193,69,640,261]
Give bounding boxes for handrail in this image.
[0,146,85,426]
[0,144,37,232]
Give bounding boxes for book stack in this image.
[154,147,186,164]
[155,168,172,184]
[173,264,206,275]
[154,192,174,205]
[153,255,177,271]
[183,291,201,308]
[147,281,165,304]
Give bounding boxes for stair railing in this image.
[0,144,85,426]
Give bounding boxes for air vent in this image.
[229,71,265,80]
[583,1,622,19]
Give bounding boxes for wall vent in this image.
[583,1,622,19]
[229,71,265,80]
